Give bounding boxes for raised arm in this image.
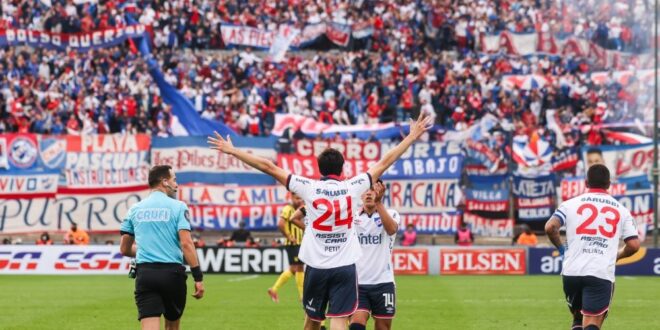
[367,112,433,181]
[208,132,290,186]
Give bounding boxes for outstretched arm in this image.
[208,132,290,186]
[367,113,433,181]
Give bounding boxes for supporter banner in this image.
[38,135,67,170]
[560,176,627,201]
[279,154,377,179]
[0,245,131,275]
[399,213,460,234]
[178,184,288,206]
[580,143,653,184]
[0,134,40,170]
[463,213,514,238]
[464,139,503,173]
[188,205,286,231]
[439,248,526,275]
[0,187,149,234]
[513,174,555,221]
[383,146,463,180]
[152,136,276,185]
[351,21,374,39]
[0,25,148,52]
[294,139,381,160]
[382,180,461,214]
[284,141,462,180]
[273,114,410,140]
[392,249,428,275]
[197,247,288,274]
[0,171,59,198]
[0,137,7,169]
[63,135,150,188]
[326,22,351,47]
[551,147,578,172]
[617,190,654,241]
[464,189,508,212]
[481,32,651,70]
[528,247,660,276]
[464,164,509,189]
[220,23,325,49]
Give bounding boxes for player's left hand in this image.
[208,132,234,154]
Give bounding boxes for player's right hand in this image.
[192,281,205,299]
[208,132,234,154]
[373,181,386,203]
[409,112,434,139]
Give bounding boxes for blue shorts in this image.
[303,264,358,321]
[357,282,396,319]
[563,275,614,317]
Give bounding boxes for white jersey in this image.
[553,189,638,282]
[355,208,400,285]
[288,173,372,269]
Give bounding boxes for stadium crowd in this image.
[0,0,654,149]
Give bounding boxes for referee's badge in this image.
[184,210,191,222]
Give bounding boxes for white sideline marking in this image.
[623,276,637,280]
[227,275,260,282]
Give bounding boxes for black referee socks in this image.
[349,324,366,330]
[584,325,599,330]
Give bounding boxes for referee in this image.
[120,165,204,330]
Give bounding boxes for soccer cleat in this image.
[267,288,279,303]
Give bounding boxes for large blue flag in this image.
[128,16,235,137]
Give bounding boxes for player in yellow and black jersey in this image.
[268,193,305,302]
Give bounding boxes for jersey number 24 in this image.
[576,203,620,238]
[312,197,353,232]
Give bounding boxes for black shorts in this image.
[357,282,396,319]
[135,263,188,321]
[303,264,358,321]
[285,245,303,266]
[563,275,614,317]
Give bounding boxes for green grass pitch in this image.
[0,275,658,329]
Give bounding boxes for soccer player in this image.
[208,113,432,330]
[119,165,205,330]
[545,164,640,330]
[350,180,400,330]
[268,193,305,302]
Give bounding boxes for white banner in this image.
[0,172,59,198]
[0,188,149,234]
[0,245,131,275]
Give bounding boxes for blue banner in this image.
[151,136,277,185]
[528,247,660,276]
[384,155,463,180]
[513,174,555,221]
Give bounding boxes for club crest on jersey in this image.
[373,217,383,227]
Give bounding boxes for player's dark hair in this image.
[317,148,344,176]
[586,164,610,189]
[586,148,602,156]
[148,165,172,188]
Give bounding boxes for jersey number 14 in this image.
[576,203,620,238]
[312,197,353,232]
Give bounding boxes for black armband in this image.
[191,266,203,282]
